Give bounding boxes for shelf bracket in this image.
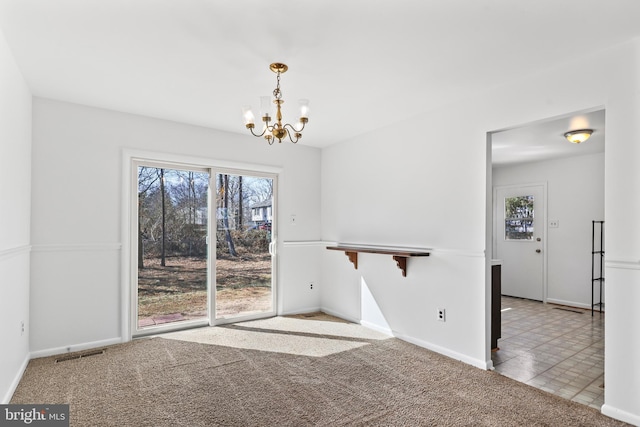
[344,251,358,269]
[392,256,408,277]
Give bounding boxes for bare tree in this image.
[237,176,243,230]
[159,168,167,266]
[170,170,208,256]
[137,167,160,268]
[218,174,237,256]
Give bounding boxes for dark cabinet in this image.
[491,263,501,351]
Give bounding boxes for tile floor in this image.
[491,296,605,410]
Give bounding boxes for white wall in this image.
[493,152,605,308]
[321,108,489,367]
[601,39,640,425]
[30,98,321,355]
[320,40,640,424]
[0,27,31,403]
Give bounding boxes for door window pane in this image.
[505,195,534,240]
[137,166,209,329]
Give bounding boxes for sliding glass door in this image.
[131,160,277,336]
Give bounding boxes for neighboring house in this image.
[251,200,272,225]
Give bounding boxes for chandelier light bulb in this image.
[242,106,255,127]
[260,96,272,120]
[298,99,310,119]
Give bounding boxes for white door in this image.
[495,184,545,301]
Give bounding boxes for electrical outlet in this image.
[437,308,446,322]
[21,321,24,335]
[310,282,314,290]
[549,219,559,228]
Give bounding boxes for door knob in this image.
[535,249,541,253]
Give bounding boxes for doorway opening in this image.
[487,108,606,408]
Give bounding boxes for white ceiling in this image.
[0,1,638,161]
[492,109,606,167]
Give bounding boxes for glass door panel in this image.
[215,172,275,320]
[136,165,210,331]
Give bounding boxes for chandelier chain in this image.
[273,71,282,100]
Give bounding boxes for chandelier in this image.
[242,63,309,144]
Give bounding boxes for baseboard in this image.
[359,320,393,336]
[30,337,124,360]
[279,306,322,316]
[319,307,360,325]
[2,353,30,404]
[546,298,592,310]
[393,331,491,370]
[601,404,640,426]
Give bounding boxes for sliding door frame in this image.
[121,149,282,342]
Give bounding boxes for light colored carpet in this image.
[11,314,629,426]
[162,314,390,357]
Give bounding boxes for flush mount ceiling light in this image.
[564,129,593,144]
[242,63,309,144]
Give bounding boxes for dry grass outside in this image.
[137,255,272,325]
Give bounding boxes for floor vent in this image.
[55,349,105,363]
[552,307,584,314]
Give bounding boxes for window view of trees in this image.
[215,174,273,257]
[504,195,534,240]
[138,167,209,267]
[136,166,274,329]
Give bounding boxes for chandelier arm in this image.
[286,134,299,144]
[248,126,269,138]
[282,123,302,143]
[296,120,307,132]
[282,122,305,133]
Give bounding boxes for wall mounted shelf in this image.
[326,244,430,277]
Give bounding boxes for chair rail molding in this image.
[31,243,122,253]
[605,258,640,270]
[0,245,31,262]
